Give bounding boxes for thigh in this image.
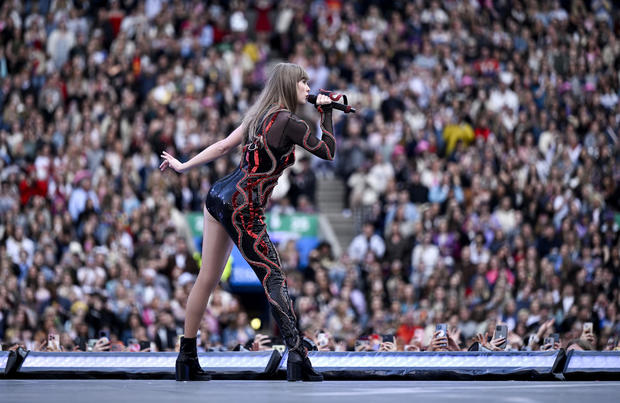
[196,206,233,284]
[231,211,283,280]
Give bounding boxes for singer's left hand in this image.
[315,93,332,106]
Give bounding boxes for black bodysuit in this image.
[206,105,334,354]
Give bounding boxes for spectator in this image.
[347,221,386,263]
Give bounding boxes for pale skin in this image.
[160,79,331,337]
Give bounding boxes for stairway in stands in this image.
[316,177,356,254]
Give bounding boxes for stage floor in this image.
[2,380,620,403]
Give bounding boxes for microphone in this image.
[307,94,356,113]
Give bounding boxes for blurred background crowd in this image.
[1,0,619,354]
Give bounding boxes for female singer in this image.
[160,63,339,381]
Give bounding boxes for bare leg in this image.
[184,206,233,337]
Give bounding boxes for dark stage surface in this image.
[2,380,620,403]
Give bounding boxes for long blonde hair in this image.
[241,63,309,145]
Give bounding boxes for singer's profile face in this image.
[297,79,310,105]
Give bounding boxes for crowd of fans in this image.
[1,0,619,355]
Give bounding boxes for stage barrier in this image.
[563,350,620,380]
[1,351,10,376]
[15,350,281,380]
[277,350,564,380]
[4,349,620,381]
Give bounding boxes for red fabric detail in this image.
[251,150,260,173]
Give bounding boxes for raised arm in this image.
[284,106,335,160]
[160,124,245,173]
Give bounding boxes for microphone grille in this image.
[306,94,317,104]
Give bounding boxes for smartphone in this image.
[317,333,328,347]
[355,339,369,351]
[543,337,554,349]
[87,339,98,351]
[584,322,593,333]
[551,333,559,344]
[99,330,109,340]
[139,341,151,350]
[493,324,508,349]
[435,323,448,338]
[48,333,60,350]
[435,324,448,347]
[382,334,395,344]
[128,338,140,352]
[109,342,123,352]
[607,337,617,350]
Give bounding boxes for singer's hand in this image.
[160,151,186,173]
[315,93,332,106]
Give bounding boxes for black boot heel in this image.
[175,359,211,381]
[287,361,302,382]
[176,361,190,381]
[287,351,323,382]
[175,336,212,381]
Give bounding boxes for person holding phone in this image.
[379,334,397,352]
[527,318,556,351]
[429,324,449,352]
[492,324,508,350]
[473,332,506,351]
[580,322,596,347]
[161,63,339,382]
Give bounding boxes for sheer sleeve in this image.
[283,108,336,160]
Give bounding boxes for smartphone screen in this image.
[584,322,593,333]
[382,334,395,344]
[355,339,369,350]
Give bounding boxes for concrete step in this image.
[317,180,344,188]
[317,190,345,199]
[317,178,356,252]
[317,195,344,203]
[318,202,344,210]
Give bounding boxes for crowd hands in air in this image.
[3,316,613,354]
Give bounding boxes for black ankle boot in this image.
[175,336,211,381]
[286,350,323,382]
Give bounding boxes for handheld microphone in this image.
[307,94,356,113]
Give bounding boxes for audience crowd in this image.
[1,0,619,354]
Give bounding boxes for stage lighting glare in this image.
[1,351,9,372]
[250,318,261,330]
[565,351,620,371]
[279,351,559,371]
[19,351,277,373]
